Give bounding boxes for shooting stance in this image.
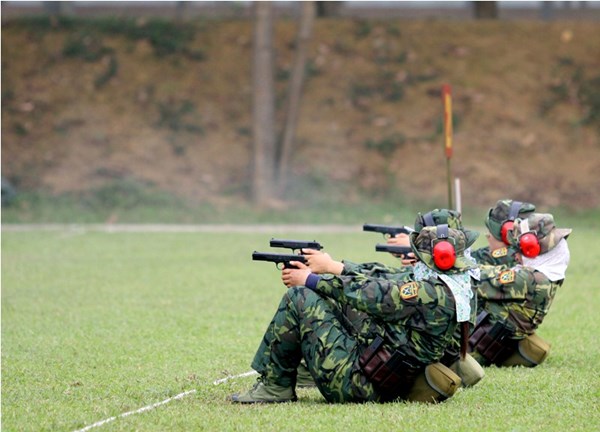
[307,209,485,388]
[231,226,478,404]
[470,213,571,367]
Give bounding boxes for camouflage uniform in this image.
[411,210,479,370]
[471,199,536,266]
[246,226,476,403]
[474,264,560,338]
[290,210,471,392]
[340,260,412,280]
[470,247,519,267]
[341,210,480,372]
[470,213,572,366]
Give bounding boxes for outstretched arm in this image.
[302,248,345,275]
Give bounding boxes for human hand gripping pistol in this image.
[252,238,323,269]
[363,223,414,259]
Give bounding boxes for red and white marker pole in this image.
[441,84,454,209]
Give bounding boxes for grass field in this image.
[2,225,599,431]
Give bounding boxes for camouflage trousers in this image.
[251,286,378,403]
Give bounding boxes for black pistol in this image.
[375,244,413,259]
[363,223,414,238]
[269,238,323,253]
[252,251,307,269]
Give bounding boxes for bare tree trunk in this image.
[276,1,316,195]
[251,2,276,205]
[316,1,343,17]
[540,1,554,20]
[175,1,187,22]
[473,1,498,19]
[44,1,74,17]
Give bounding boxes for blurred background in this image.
[2,1,600,225]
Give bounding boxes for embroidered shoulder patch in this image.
[491,247,508,258]
[400,282,419,300]
[498,270,516,284]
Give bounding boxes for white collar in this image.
[522,238,570,282]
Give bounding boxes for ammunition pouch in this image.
[359,336,424,402]
[468,312,517,365]
[501,333,551,367]
[407,362,462,403]
[447,353,485,387]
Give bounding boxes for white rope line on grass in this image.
[73,390,197,432]
[73,371,257,432]
[212,370,258,385]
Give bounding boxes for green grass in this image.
[4,190,600,230]
[0,190,437,225]
[2,227,599,431]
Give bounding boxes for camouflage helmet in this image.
[409,225,478,274]
[414,208,479,247]
[485,199,536,242]
[509,213,572,255]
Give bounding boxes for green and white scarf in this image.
[413,261,472,323]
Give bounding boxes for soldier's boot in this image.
[231,377,297,404]
[296,361,316,388]
[501,333,551,367]
[407,363,462,403]
[449,353,485,387]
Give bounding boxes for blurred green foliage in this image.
[156,99,204,134]
[14,16,203,58]
[542,56,600,129]
[364,133,407,156]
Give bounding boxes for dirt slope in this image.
[2,18,600,209]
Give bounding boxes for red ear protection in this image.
[432,224,456,270]
[500,220,514,245]
[500,201,523,245]
[519,232,541,258]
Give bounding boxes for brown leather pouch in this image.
[359,336,388,377]
[469,318,516,364]
[359,336,422,401]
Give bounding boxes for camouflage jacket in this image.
[341,260,413,280]
[311,271,459,365]
[474,264,562,338]
[471,246,519,266]
[339,262,477,364]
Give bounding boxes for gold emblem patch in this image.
[491,247,508,258]
[498,270,516,284]
[400,282,419,300]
